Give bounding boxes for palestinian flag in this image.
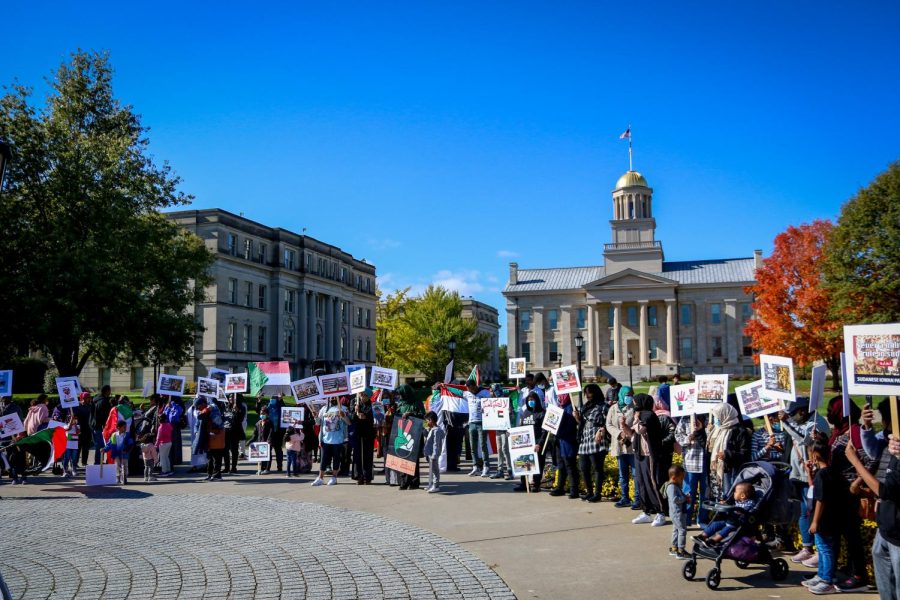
[467,365,481,386]
[433,383,469,427]
[248,361,292,396]
[14,426,67,471]
[101,404,135,463]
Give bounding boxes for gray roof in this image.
[504,257,755,293]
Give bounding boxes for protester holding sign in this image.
[706,402,750,502]
[674,414,708,526]
[624,393,666,527]
[464,379,492,478]
[574,383,609,503]
[353,390,376,485]
[312,398,351,487]
[607,387,640,509]
[223,396,246,474]
[549,396,579,499]
[512,391,548,492]
[395,384,425,489]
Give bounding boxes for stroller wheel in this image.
[682,559,696,581]
[734,560,749,569]
[770,558,789,581]
[705,567,721,590]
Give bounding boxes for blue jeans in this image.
[286,450,299,475]
[704,520,738,539]
[815,533,835,583]
[684,471,709,525]
[92,430,105,464]
[872,530,900,598]
[62,448,78,472]
[616,454,636,502]
[796,481,813,548]
[468,422,490,470]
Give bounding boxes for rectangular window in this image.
[357,307,363,327]
[283,329,294,355]
[100,368,111,388]
[365,309,371,328]
[608,306,615,327]
[522,342,531,363]
[242,325,251,352]
[258,285,267,310]
[227,278,237,304]
[243,239,252,260]
[284,249,296,270]
[306,253,312,272]
[356,339,362,360]
[647,305,658,326]
[681,304,692,326]
[608,338,615,361]
[548,309,558,330]
[340,267,347,282]
[284,290,295,313]
[357,275,362,289]
[227,323,236,351]
[244,281,252,307]
[710,303,722,325]
[627,306,638,327]
[130,367,143,390]
[741,303,752,323]
[576,307,587,329]
[257,243,267,264]
[549,341,559,362]
[257,327,266,354]
[742,335,754,357]
[649,338,658,360]
[680,337,693,360]
[227,233,237,256]
[365,339,371,361]
[712,336,723,358]
[520,310,531,331]
[366,278,372,293]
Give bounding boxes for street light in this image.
[627,351,634,387]
[448,338,457,380]
[574,332,584,409]
[648,349,653,380]
[0,140,11,191]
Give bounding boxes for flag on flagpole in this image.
[467,365,481,386]
[619,127,631,139]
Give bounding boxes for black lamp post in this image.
[0,141,11,190]
[648,349,653,380]
[448,338,457,380]
[627,351,634,387]
[574,332,584,408]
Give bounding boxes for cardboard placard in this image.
[541,404,565,435]
[760,354,796,404]
[369,366,398,390]
[550,365,582,395]
[843,323,900,396]
[386,417,423,475]
[508,425,540,476]
[670,383,699,417]
[158,374,186,397]
[735,379,783,418]
[280,406,305,428]
[508,358,527,380]
[247,442,271,462]
[55,376,82,409]
[224,373,248,394]
[196,377,219,399]
[694,374,729,414]
[481,398,510,431]
[291,376,322,405]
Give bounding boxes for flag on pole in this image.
[248,361,292,396]
[467,365,481,386]
[840,352,851,418]
[619,127,631,139]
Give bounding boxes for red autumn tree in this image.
[744,220,843,389]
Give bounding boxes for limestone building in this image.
[80,209,377,391]
[460,298,501,381]
[502,170,761,382]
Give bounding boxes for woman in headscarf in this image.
[549,393,579,499]
[606,385,640,508]
[624,393,667,526]
[187,396,208,472]
[395,384,425,490]
[574,383,609,502]
[652,390,677,490]
[707,402,751,500]
[353,389,376,485]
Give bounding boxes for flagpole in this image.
[629,125,633,171]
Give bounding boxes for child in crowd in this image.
[254,410,274,475]
[801,435,846,595]
[285,426,304,477]
[694,481,758,545]
[155,413,173,477]
[140,434,158,482]
[104,420,134,485]
[423,411,445,493]
[665,464,690,559]
[62,411,80,478]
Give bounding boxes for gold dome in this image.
[615,170,649,190]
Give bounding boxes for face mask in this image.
[624,396,633,406]
[713,416,720,426]
[527,400,536,409]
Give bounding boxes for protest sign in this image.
[760,354,796,403]
[810,363,827,413]
[291,377,322,405]
[224,372,248,394]
[542,404,565,435]
[550,365,582,395]
[509,358,526,380]
[0,370,12,396]
[247,442,271,463]
[444,360,454,384]
[843,323,900,396]
[0,413,24,438]
[55,376,82,409]
[694,374,728,413]
[735,380,782,418]
[670,383,698,417]
[481,397,510,431]
[196,377,219,400]
[508,425,540,477]
[348,367,367,394]
[319,372,350,398]
[207,367,229,385]
[158,374,186,397]
[386,416,424,475]
[839,354,851,418]
[280,406,305,428]
[370,366,398,390]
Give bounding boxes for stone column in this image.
[639,301,648,366]
[725,299,738,365]
[299,291,308,361]
[333,298,342,362]
[612,302,622,366]
[560,305,572,364]
[346,301,353,362]
[307,291,317,359]
[586,304,595,367]
[532,307,545,368]
[666,299,676,365]
[324,295,334,361]
[506,309,517,356]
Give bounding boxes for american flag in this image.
[619,127,631,139]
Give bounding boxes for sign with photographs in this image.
[207,367,229,385]
[55,376,82,409]
[291,376,322,405]
[550,364,582,395]
[843,323,900,396]
[386,416,424,476]
[224,373,248,394]
[280,406,305,428]
[0,370,12,396]
[694,374,729,413]
[247,442,271,463]
[735,379,782,418]
[0,413,24,438]
[508,425,540,476]
[759,354,796,403]
[370,366,398,390]
[196,377,219,400]
[319,372,350,398]
[509,358,527,380]
[158,374,186,397]
[541,404,565,435]
[348,367,367,394]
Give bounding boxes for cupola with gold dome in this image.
[605,167,662,274]
[615,170,649,190]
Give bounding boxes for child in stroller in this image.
[682,461,792,590]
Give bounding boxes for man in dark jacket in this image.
[91,385,112,464]
[605,378,622,407]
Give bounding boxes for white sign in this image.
[735,379,783,419]
[694,374,729,413]
[670,383,698,417]
[508,358,526,380]
[0,413,24,438]
[158,374,186,397]
[370,366,398,390]
[550,365,581,395]
[759,354,796,403]
[224,373,248,394]
[481,398,510,431]
[843,323,900,396]
[291,376,322,405]
[207,367,230,385]
[348,367,367,394]
[280,406,305,428]
[319,372,350,398]
[196,377,219,399]
[444,360,454,384]
[508,425,540,476]
[55,376,82,409]
[0,370,12,396]
[541,404,565,435]
[247,442,271,463]
[809,363,827,413]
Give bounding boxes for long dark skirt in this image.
[636,454,664,515]
[170,426,184,466]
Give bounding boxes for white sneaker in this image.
[424,485,433,492]
[651,514,667,527]
[468,467,479,476]
[261,469,270,475]
[428,486,440,493]
[631,512,653,524]
[311,477,324,486]
[481,468,490,477]
[327,476,337,486]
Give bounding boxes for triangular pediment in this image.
[584,268,677,289]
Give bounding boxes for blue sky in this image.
[3,2,898,345]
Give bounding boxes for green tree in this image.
[375,286,409,369]
[0,50,213,375]
[499,344,508,379]
[382,285,489,382]
[823,161,900,325]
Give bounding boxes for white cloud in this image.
[432,269,486,297]
[497,249,518,258]
[380,268,501,299]
[368,237,401,250]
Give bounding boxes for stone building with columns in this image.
[80,209,377,391]
[503,170,761,382]
[460,298,501,381]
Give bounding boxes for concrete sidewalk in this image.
[1,457,874,600]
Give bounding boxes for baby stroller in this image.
[682,461,797,590]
